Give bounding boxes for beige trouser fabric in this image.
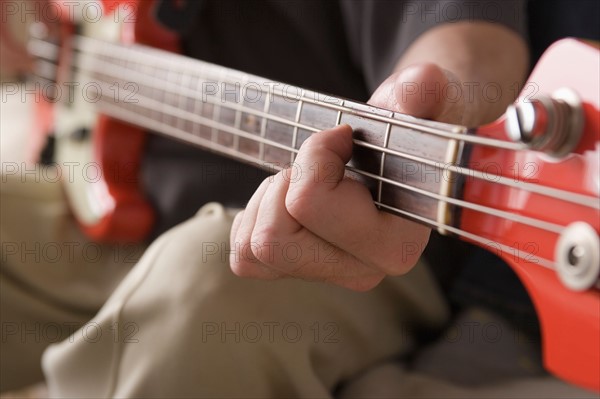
[0,169,142,391]
[2,171,597,398]
[41,202,449,398]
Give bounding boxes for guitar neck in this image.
[29,31,600,270]
[34,34,476,233]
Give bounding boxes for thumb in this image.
[369,63,466,124]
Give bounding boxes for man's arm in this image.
[229,22,529,291]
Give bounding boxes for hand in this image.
[229,63,466,291]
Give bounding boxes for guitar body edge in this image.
[43,0,180,241]
[462,39,600,391]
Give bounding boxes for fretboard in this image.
[35,35,474,233]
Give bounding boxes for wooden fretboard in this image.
[33,34,478,232]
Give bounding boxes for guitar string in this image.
[82,36,531,150]
[373,201,555,270]
[28,47,600,235]
[27,56,562,269]
[88,96,558,270]
[83,92,554,270]
[74,48,600,210]
[71,75,572,237]
[33,35,526,151]
[27,40,598,261]
[29,37,600,210]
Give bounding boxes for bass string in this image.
[28,37,599,212]
[70,35,526,151]
[82,74,567,237]
[65,47,599,210]
[29,40,597,224]
[90,96,558,270]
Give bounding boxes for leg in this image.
[1,170,141,391]
[43,203,449,398]
[338,307,598,398]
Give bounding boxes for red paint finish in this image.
[49,0,180,241]
[462,40,600,391]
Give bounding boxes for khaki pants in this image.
[1,171,596,398]
[1,169,142,391]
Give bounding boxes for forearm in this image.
[396,21,529,126]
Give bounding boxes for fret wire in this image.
[75,59,599,210]
[74,44,599,210]
[335,106,342,126]
[211,69,225,144]
[176,64,190,132]
[166,58,177,125]
[233,74,248,152]
[163,60,174,124]
[377,117,393,205]
[88,77,583,234]
[291,93,305,164]
[139,62,153,119]
[191,59,205,138]
[259,87,272,162]
[152,64,164,124]
[119,54,131,113]
[75,35,524,151]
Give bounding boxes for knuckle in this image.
[250,228,278,266]
[251,224,277,245]
[285,186,315,225]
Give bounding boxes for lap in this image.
[4,177,590,398]
[42,202,449,398]
[0,171,141,391]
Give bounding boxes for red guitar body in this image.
[77,0,171,241]
[31,0,174,241]
[462,40,600,391]
[30,0,600,392]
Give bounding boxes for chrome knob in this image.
[555,222,600,291]
[506,88,584,159]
